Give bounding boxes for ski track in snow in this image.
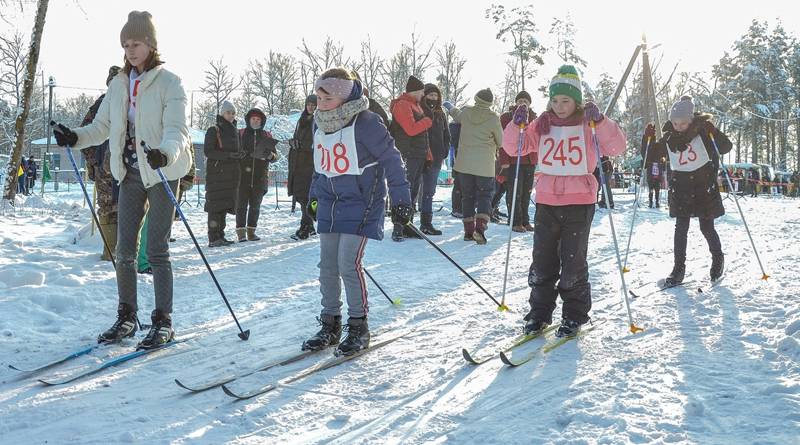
[1,184,799,445]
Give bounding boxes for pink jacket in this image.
[504,113,627,206]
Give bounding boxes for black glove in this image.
[228,151,245,160]
[289,139,300,150]
[307,200,317,222]
[145,149,168,169]
[423,160,432,175]
[391,204,414,226]
[644,123,656,139]
[51,121,78,147]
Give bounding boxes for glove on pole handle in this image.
[621,136,652,273]
[590,121,642,334]
[406,223,509,311]
[141,141,250,340]
[708,133,769,280]
[363,267,401,306]
[500,123,525,306]
[50,121,117,270]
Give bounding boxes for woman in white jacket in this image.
[53,11,191,350]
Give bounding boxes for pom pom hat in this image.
[475,88,494,105]
[549,65,582,104]
[120,11,158,50]
[669,96,695,121]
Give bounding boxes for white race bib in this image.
[666,134,711,172]
[538,125,589,176]
[313,114,373,177]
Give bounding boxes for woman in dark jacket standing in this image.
[204,101,242,247]
[419,83,451,235]
[288,95,317,240]
[237,108,279,242]
[643,96,732,285]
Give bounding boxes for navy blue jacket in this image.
[310,110,411,241]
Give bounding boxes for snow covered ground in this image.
[1,180,799,445]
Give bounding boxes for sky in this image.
[1,0,798,111]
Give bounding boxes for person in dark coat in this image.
[499,90,537,231]
[288,94,317,240]
[204,100,242,247]
[17,156,26,194]
[25,157,37,194]
[641,125,666,208]
[449,121,462,217]
[418,82,451,235]
[643,96,733,285]
[236,107,278,242]
[597,156,615,209]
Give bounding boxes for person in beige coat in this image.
[52,11,191,350]
[443,88,503,244]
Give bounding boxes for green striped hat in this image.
[549,64,582,104]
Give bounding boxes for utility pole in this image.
[44,76,56,194]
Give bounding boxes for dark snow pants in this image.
[526,203,595,325]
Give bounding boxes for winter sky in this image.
[2,0,798,108]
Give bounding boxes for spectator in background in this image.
[25,157,37,195]
[204,100,242,247]
[791,171,799,197]
[444,88,503,244]
[236,107,279,242]
[597,156,615,209]
[449,120,463,218]
[18,156,26,194]
[388,75,432,241]
[419,82,450,235]
[288,94,318,240]
[500,90,537,232]
[80,65,122,261]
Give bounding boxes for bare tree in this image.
[379,30,436,100]
[298,36,350,91]
[433,40,469,106]
[355,37,384,101]
[192,97,217,132]
[3,0,48,202]
[200,57,242,114]
[550,14,587,68]
[234,71,262,117]
[248,51,301,115]
[485,4,547,92]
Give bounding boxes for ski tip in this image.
[461,348,477,364]
[499,351,513,366]
[174,378,188,390]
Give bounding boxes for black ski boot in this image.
[665,264,686,287]
[391,224,405,242]
[98,303,138,344]
[710,253,725,282]
[419,212,442,235]
[137,310,175,350]
[336,317,371,356]
[523,318,549,335]
[556,318,582,338]
[302,315,342,351]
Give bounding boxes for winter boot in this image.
[523,318,549,335]
[402,213,422,239]
[512,225,526,233]
[523,224,535,232]
[665,264,686,287]
[391,223,405,242]
[336,317,371,356]
[98,303,138,344]
[99,214,117,262]
[473,214,490,245]
[302,314,342,351]
[462,217,475,241]
[208,238,233,247]
[236,227,248,243]
[556,318,582,338]
[710,252,725,282]
[246,227,261,241]
[419,212,442,235]
[292,224,312,241]
[137,310,175,350]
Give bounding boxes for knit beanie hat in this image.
[106,65,122,86]
[515,90,532,103]
[405,75,425,93]
[305,94,317,105]
[669,96,695,121]
[549,65,582,104]
[475,88,494,105]
[219,100,236,116]
[424,83,439,96]
[120,11,158,50]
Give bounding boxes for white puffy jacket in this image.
[72,66,191,188]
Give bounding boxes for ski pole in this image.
[500,123,525,306]
[363,267,401,306]
[405,223,509,311]
[141,141,251,340]
[708,133,769,280]
[52,124,117,270]
[621,135,652,273]
[590,121,642,334]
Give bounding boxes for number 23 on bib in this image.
[538,125,589,176]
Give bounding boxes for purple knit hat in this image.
[669,96,694,121]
